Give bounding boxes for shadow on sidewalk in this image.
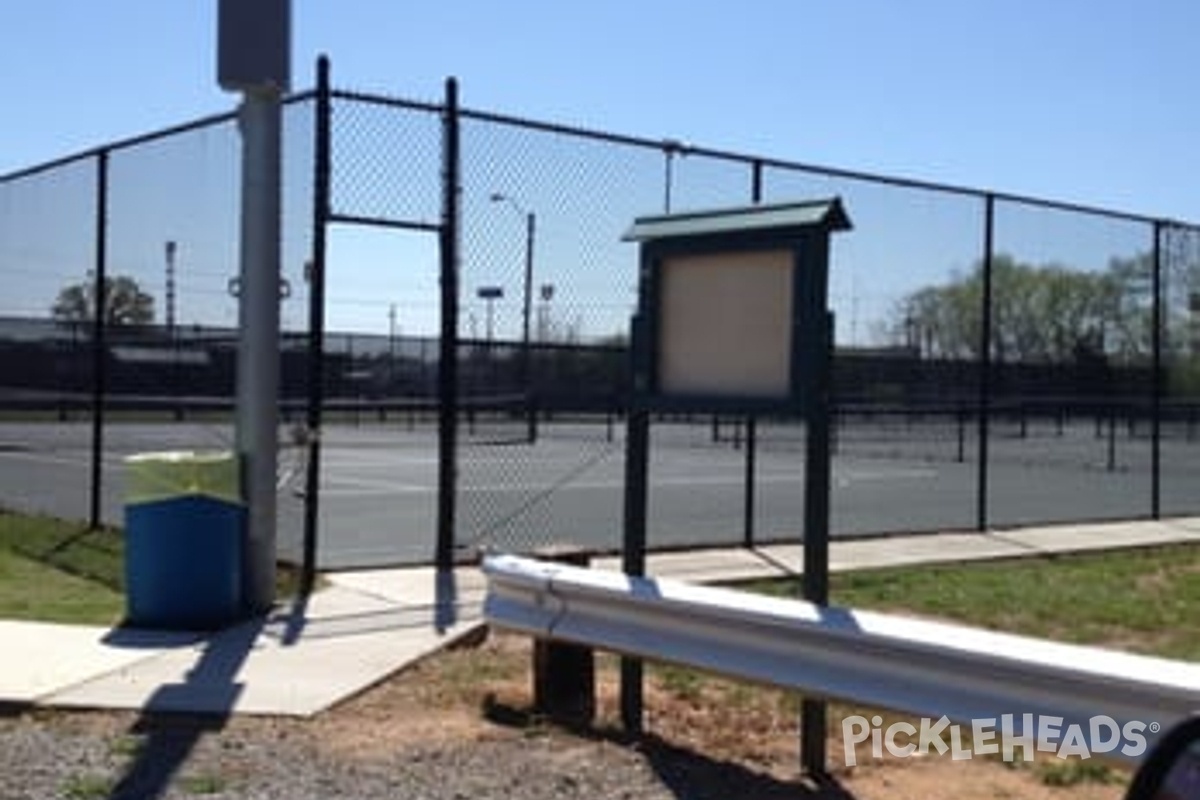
[100,616,264,800]
[271,568,473,644]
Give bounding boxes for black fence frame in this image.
[2,56,1198,584]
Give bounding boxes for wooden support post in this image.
[532,548,595,725]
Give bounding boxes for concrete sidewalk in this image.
[2,517,1198,718]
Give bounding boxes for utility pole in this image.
[218,0,290,615]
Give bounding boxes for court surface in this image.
[1,416,1197,569]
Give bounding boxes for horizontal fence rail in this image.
[484,554,1200,766]
[3,62,1200,568]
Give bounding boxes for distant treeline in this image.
[0,318,1156,411]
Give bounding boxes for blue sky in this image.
[2,1,1197,219]
[1,2,1197,340]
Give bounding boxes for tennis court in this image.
[2,409,1195,568]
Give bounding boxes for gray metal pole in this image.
[235,88,282,615]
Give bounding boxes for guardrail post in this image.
[532,548,595,724]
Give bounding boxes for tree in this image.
[895,254,1146,364]
[52,275,155,326]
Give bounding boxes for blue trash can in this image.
[123,451,244,630]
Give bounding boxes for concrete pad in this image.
[0,621,199,703]
[1163,516,1200,536]
[8,519,1199,718]
[594,547,796,584]
[44,589,484,717]
[828,531,1030,572]
[997,519,1200,555]
[327,565,487,612]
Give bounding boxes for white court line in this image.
[318,465,938,497]
[834,466,938,487]
[0,450,125,469]
[320,453,441,468]
[322,476,430,495]
[1,446,937,498]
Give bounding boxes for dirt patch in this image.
[5,630,1133,799]
[311,630,1131,798]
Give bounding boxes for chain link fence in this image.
[1162,223,1200,516]
[3,60,1199,569]
[0,100,314,565]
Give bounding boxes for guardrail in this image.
[483,554,1200,766]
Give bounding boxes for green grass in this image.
[0,511,125,625]
[640,544,1198,789]
[178,773,229,795]
[1031,758,1122,788]
[0,508,313,625]
[61,773,117,799]
[747,543,1200,661]
[656,663,706,703]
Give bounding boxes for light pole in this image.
[476,286,503,344]
[490,192,537,442]
[489,194,535,361]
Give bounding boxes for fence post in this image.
[1151,221,1163,519]
[620,306,652,734]
[621,399,650,734]
[1108,406,1118,473]
[976,194,995,532]
[741,161,764,549]
[957,404,967,464]
[302,55,332,592]
[88,150,109,531]
[743,415,757,548]
[436,77,461,572]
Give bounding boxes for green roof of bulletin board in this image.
[623,198,852,243]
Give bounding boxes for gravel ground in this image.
[0,631,1128,800]
[0,710,815,800]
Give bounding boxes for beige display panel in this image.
[658,249,794,397]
